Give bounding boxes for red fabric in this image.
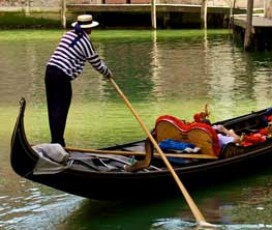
[259,127,268,136]
[268,115,272,121]
[193,112,209,122]
[156,115,187,131]
[240,133,266,147]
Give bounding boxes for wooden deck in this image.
[65,3,247,29]
[232,15,272,51]
[67,3,245,14]
[234,15,272,30]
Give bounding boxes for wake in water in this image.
[151,218,272,230]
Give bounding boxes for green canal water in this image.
[0,29,272,229]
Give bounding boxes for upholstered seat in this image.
[154,115,220,156]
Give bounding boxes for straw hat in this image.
[71,14,99,29]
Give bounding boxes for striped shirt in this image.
[47,30,110,80]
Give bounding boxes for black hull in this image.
[10,98,272,200]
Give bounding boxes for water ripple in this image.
[151,218,272,230]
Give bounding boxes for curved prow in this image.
[10,98,39,177]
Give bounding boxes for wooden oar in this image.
[109,77,214,228]
[65,146,218,160]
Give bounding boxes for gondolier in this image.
[45,14,113,147]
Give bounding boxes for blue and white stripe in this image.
[47,30,110,79]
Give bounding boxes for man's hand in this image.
[104,69,113,80]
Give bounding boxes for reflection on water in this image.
[59,171,272,230]
[0,191,83,230]
[45,171,272,230]
[152,219,272,229]
[0,30,272,229]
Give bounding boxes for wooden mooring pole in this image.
[61,0,67,29]
[201,0,208,29]
[151,0,157,29]
[244,0,254,51]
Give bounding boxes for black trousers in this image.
[45,65,72,147]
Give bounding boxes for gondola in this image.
[10,98,272,201]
